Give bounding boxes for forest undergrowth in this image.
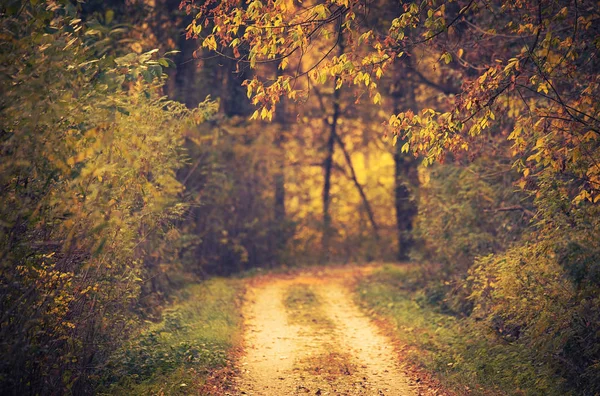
[357,265,566,396]
[97,278,244,395]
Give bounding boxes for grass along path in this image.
[97,264,561,395]
[98,278,244,395]
[355,265,564,396]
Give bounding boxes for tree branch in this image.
[332,130,380,238]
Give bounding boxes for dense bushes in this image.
[413,153,531,272]
[357,265,565,395]
[100,279,243,395]
[413,151,600,392]
[408,0,600,390]
[468,207,600,393]
[175,119,294,275]
[0,3,214,393]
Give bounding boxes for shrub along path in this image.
[234,266,433,395]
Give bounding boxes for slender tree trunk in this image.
[392,71,418,261]
[394,145,416,260]
[274,129,286,235]
[273,66,287,261]
[322,90,338,259]
[322,36,344,260]
[322,67,343,259]
[332,131,379,239]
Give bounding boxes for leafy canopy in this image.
[182,0,600,205]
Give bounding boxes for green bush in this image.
[413,157,530,273]
[469,236,600,393]
[0,3,215,393]
[358,266,566,395]
[99,278,243,395]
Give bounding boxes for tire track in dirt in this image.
[234,267,416,395]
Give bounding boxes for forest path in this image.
[233,266,417,396]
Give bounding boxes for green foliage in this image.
[177,119,295,274]
[412,149,600,393]
[0,2,215,393]
[358,266,565,395]
[408,142,532,316]
[99,278,243,395]
[468,211,600,393]
[2,1,599,394]
[413,154,530,273]
[411,149,600,393]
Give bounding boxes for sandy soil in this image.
[233,266,418,395]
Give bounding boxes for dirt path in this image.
[234,266,417,395]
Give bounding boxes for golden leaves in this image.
[440,52,452,64]
[373,92,382,105]
[313,4,328,19]
[279,57,289,71]
[183,0,600,211]
[202,35,217,51]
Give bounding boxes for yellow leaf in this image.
[130,42,143,54]
[373,92,382,104]
[314,4,327,18]
[280,57,289,71]
[441,52,452,64]
[202,35,217,51]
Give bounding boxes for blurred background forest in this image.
[1,0,599,394]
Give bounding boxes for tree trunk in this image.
[273,66,287,261]
[322,93,338,259]
[322,37,344,261]
[391,70,419,261]
[394,145,416,260]
[274,130,286,238]
[332,131,379,239]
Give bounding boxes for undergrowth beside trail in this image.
[356,265,566,396]
[98,278,244,395]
